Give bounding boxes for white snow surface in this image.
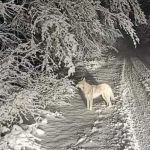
[40,57,145,150]
[0,116,49,150]
[1,56,150,150]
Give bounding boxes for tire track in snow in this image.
[123,57,150,150]
[119,58,141,150]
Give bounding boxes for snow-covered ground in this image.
[39,56,142,150]
[124,57,150,150]
[39,56,150,150]
[1,56,150,150]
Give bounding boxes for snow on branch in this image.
[59,0,121,60]
[0,0,25,24]
[34,76,76,107]
[0,89,44,127]
[94,0,146,47]
[116,13,140,47]
[0,26,22,51]
[128,0,147,25]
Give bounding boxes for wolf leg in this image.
[102,94,112,107]
[89,99,93,111]
[106,96,112,107]
[86,98,90,110]
[108,100,112,107]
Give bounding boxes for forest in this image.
[0,0,150,149]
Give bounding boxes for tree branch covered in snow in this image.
[94,0,147,47]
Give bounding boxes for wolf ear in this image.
[83,77,86,81]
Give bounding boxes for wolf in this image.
[76,78,114,111]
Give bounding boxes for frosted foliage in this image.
[117,13,140,47]
[0,89,44,127]
[0,76,75,127]
[34,77,76,107]
[0,0,29,51]
[59,0,122,60]
[0,0,24,23]
[109,0,131,15]
[0,43,39,103]
[95,0,146,47]
[128,0,147,25]
[40,13,78,75]
[0,29,21,51]
[109,0,146,25]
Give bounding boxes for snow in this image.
[1,126,10,134]
[123,56,150,150]
[38,56,150,150]
[1,56,150,150]
[84,60,105,70]
[0,0,149,149]
[0,124,42,150]
[0,115,49,150]
[40,110,65,119]
[120,69,141,150]
[39,57,132,149]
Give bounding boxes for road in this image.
[40,56,150,150]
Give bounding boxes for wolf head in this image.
[76,78,86,91]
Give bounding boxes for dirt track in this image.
[40,56,150,150]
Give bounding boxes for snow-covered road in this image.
[124,57,150,150]
[40,56,150,150]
